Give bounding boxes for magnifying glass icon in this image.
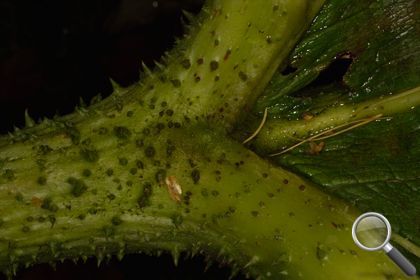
[352,212,416,276]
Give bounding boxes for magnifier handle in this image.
[386,246,416,276]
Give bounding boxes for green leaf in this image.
[255,0,419,117]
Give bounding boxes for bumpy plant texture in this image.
[0,0,419,279]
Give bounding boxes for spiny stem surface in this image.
[0,0,410,279]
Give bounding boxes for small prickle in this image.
[141,61,153,77]
[109,78,124,95]
[171,246,181,267]
[24,110,35,128]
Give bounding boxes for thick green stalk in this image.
[0,0,410,279]
[0,127,407,279]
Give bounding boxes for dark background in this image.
[0,0,245,279]
[0,0,203,133]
